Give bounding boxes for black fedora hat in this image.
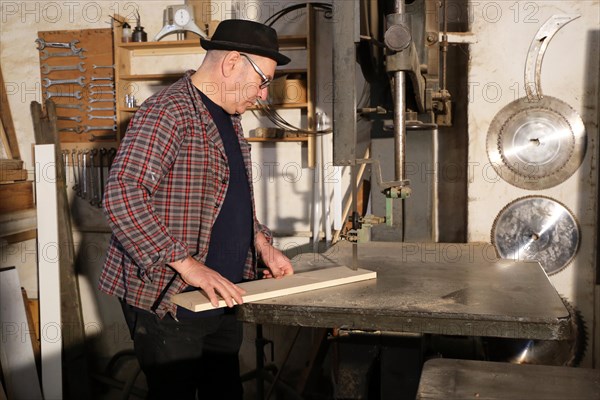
[200,19,290,66]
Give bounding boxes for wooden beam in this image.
[173,266,376,312]
[0,64,20,160]
[31,102,91,398]
[35,144,62,400]
[0,121,12,159]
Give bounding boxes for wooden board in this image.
[0,168,27,182]
[32,103,92,398]
[34,144,62,400]
[0,159,22,170]
[173,266,376,312]
[0,209,37,245]
[0,181,33,214]
[0,267,43,400]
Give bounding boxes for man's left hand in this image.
[260,244,294,279]
[255,231,294,279]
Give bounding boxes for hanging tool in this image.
[46,90,83,100]
[89,83,115,89]
[90,90,116,96]
[83,125,117,133]
[41,62,86,74]
[59,126,83,134]
[40,49,86,60]
[90,133,118,142]
[98,148,107,208]
[486,14,585,190]
[93,64,115,69]
[88,114,117,121]
[76,150,83,197]
[89,149,99,206]
[35,38,83,53]
[42,77,86,88]
[89,98,116,104]
[56,103,83,111]
[70,149,79,193]
[81,150,89,200]
[87,106,115,112]
[58,115,82,123]
[90,76,113,82]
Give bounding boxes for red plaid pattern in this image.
[98,71,270,318]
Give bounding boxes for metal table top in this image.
[416,358,600,399]
[237,241,571,340]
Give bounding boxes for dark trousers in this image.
[121,301,244,400]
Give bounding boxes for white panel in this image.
[0,267,43,400]
[34,144,63,399]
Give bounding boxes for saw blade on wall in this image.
[486,96,586,190]
[491,196,580,275]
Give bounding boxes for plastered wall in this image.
[0,0,346,365]
[467,0,599,366]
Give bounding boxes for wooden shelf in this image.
[117,35,306,51]
[278,35,308,50]
[117,39,200,50]
[112,10,316,163]
[275,68,306,76]
[247,137,309,142]
[119,73,183,81]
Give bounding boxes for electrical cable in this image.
[264,3,333,27]
[252,102,332,135]
[256,2,335,135]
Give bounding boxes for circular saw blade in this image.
[491,196,580,275]
[483,295,587,367]
[486,96,586,190]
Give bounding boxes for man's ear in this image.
[221,51,241,78]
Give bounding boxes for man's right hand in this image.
[169,256,246,308]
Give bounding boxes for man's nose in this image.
[259,86,269,101]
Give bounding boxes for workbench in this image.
[238,241,571,341]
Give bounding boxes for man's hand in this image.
[170,257,246,308]
[256,232,294,279]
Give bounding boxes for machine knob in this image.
[384,24,412,51]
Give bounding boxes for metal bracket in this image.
[355,158,410,194]
[525,14,580,101]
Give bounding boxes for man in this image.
[99,19,294,399]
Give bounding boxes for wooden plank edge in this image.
[1,230,37,245]
[0,159,24,170]
[0,169,28,183]
[173,267,377,312]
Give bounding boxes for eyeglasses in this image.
[240,53,272,89]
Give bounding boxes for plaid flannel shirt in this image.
[98,71,271,319]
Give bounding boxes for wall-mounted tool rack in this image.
[36,28,118,146]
